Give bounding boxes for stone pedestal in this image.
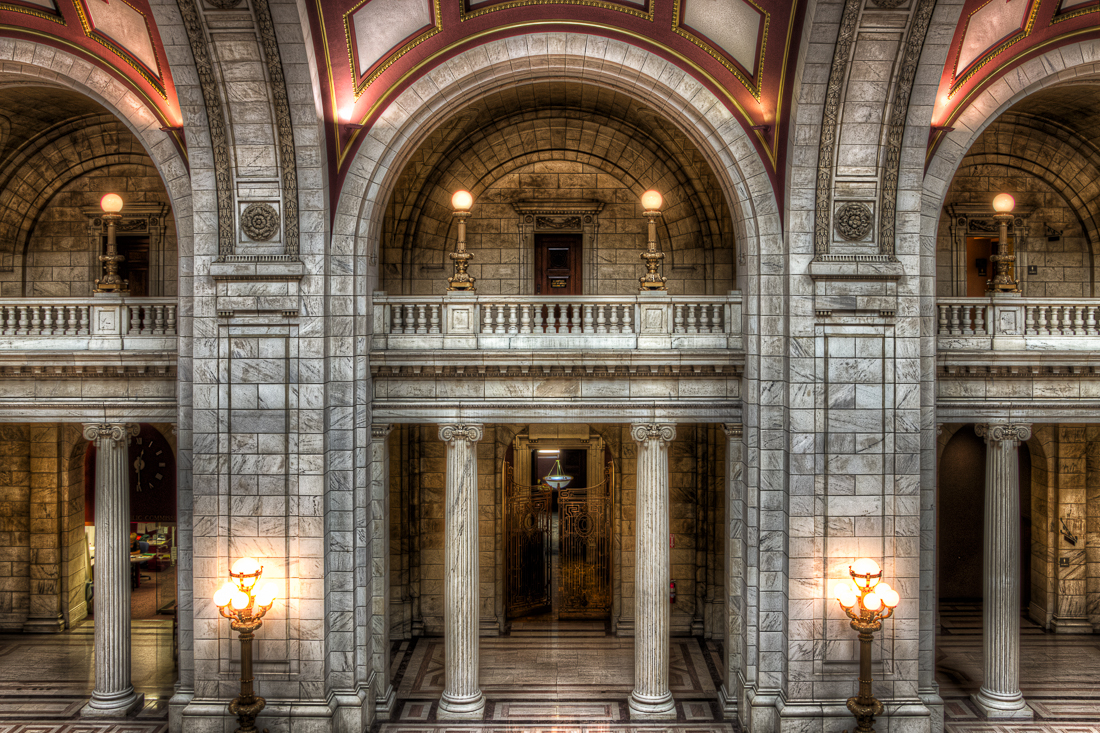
[437,424,484,719]
[82,423,144,718]
[629,423,676,719]
[972,423,1033,720]
[370,424,396,717]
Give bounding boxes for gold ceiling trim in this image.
[70,0,166,98]
[460,0,653,22]
[670,0,767,101]
[949,0,1041,99]
[344,0,442,98]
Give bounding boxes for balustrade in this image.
[373,293,740,351]
[937,297,1100,350]
[0,297,177,348]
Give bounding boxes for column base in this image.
[82,690,144,718]
[718,684,738,717]
[437,691,484,719]
[375,685,396,720]
[628,690,676,719]
[972,689,1032,719]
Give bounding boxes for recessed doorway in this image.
[534,233,582,296]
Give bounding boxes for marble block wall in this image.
[1054,426,1088,630]
[62,424,88,627]
[1029,426,1055,628]
[26,424,61,628]
[0,424,29,630]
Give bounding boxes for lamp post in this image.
[989,193,1019,293]
[833,558,901,733]
[639,189,667,291]
[94,193,127,293]
[214,558,278,733]
[447,189,476,292]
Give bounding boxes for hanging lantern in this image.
[542,459,573,489]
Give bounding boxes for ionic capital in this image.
[975,423,1031,445]
[82,423,138,445]
[438,423,484,444]
[631,423,675,444]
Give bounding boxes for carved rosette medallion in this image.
[835,202,873,241]
[241,203,280,241]
[630,423,676,444]
[975,423,1031,444]
[439,424,484,444]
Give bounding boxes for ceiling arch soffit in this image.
[308,0,808,200]
[388,106,728,255]
[928,0,1100,165]
[0,0,182,137]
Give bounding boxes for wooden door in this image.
[117,235,150,297]
[535,234,582,295]
[966,236,993,297]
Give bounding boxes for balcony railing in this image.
[371,293,742,350]
[0,297,177,350]
[937,297,1100,350]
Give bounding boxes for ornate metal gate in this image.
[505,460,613,619]
[504,464,552,617]
[558,464,613,617]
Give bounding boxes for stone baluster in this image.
[505,304,516,334]
[154,305,165,335]
[583,304,593,333]
[41,305,54,335]
[520,304,532,334]
[1024,305,1035,335]
[713,304,723,332]
[686,304,698,333]
[609,304,619,334]
[948,304,959,335]
[533,305,544,333]
[481,304,493,335]
[128,305,140,335]
[392,303,404,334]
[596,305,607,334]
[82,422,144,717]
[629,423,676,719]
[401,305,413,334]
[674,304,684,333]
[1073,306,1085,335]
[1087,306,1097,335]
[417,304,428,334]
[961,304,973,335]
[621,304,632,334]
[437,424,485,719]
[495,304,506,334]
[78,306,90,335]
[972,423,1033,720]
[1050,306,1060,335]
[698,303,710,333]
[937,304,947,335]
[570,304,580,333]
[1,305,13,334]
[29,305,41,334]
[16,305,28,335]
[166,304,177,335]
[430,304,441,334]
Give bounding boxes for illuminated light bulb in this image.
[863,592,882,612]
[213,582,236,608]
[850,558,881,589]
[231,590,250,611]
[100,194,124,213]
[255,583,277,608]
[641,189,663,211]
[993,193,1015,213]
[451,190,473,211]
[232,557,261,576]
[880,587,900,608]
[339,105,355,122]
[833,582,857,608]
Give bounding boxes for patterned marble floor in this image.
[1,610,1099,733]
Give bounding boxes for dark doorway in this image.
[117,234,150,296]
[504,447,612,621]
[535,233,582,295]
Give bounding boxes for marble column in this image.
[720,423,743,716]
[972,423,1033,719]
[629,423,676,719]
[82,422,143,717]
[370,424,395,717]
[437,424,484,719]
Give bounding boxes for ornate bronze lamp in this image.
[833,558,901,733]
[447,189,476,291]
[94,193,127,293]
[639,189,667,291]
[989,193,1019,293]
[214,557,278,733]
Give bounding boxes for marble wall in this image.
[0,424,29,630]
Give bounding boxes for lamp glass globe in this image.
[256,582,278,607]
[232,557,261,576]
[213,582,235,608]
[992,193,1015,213]
[641,190,663,211]
[230,590,250,610]
[451,190,473,211]
[100,193,124,213]
[863,592,882,611]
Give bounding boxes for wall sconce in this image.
[214,557,278,733]
[94,193,127,294]
[989,193,1020,293]
[1060,517,1078,546]
[639,189,667,291]
[447,189,476,292]
[833,558,900,733]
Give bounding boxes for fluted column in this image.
[437,423,484,719]
[370,424,395,717]
[630,423,676,719]
[82,422,143,717]
[972,423,1033,719]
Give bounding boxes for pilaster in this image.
[369,424,395,717]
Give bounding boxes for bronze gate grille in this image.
[504,462,613,619]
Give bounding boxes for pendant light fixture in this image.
[542,458,573,489]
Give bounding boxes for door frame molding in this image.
[513,200,604,295]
